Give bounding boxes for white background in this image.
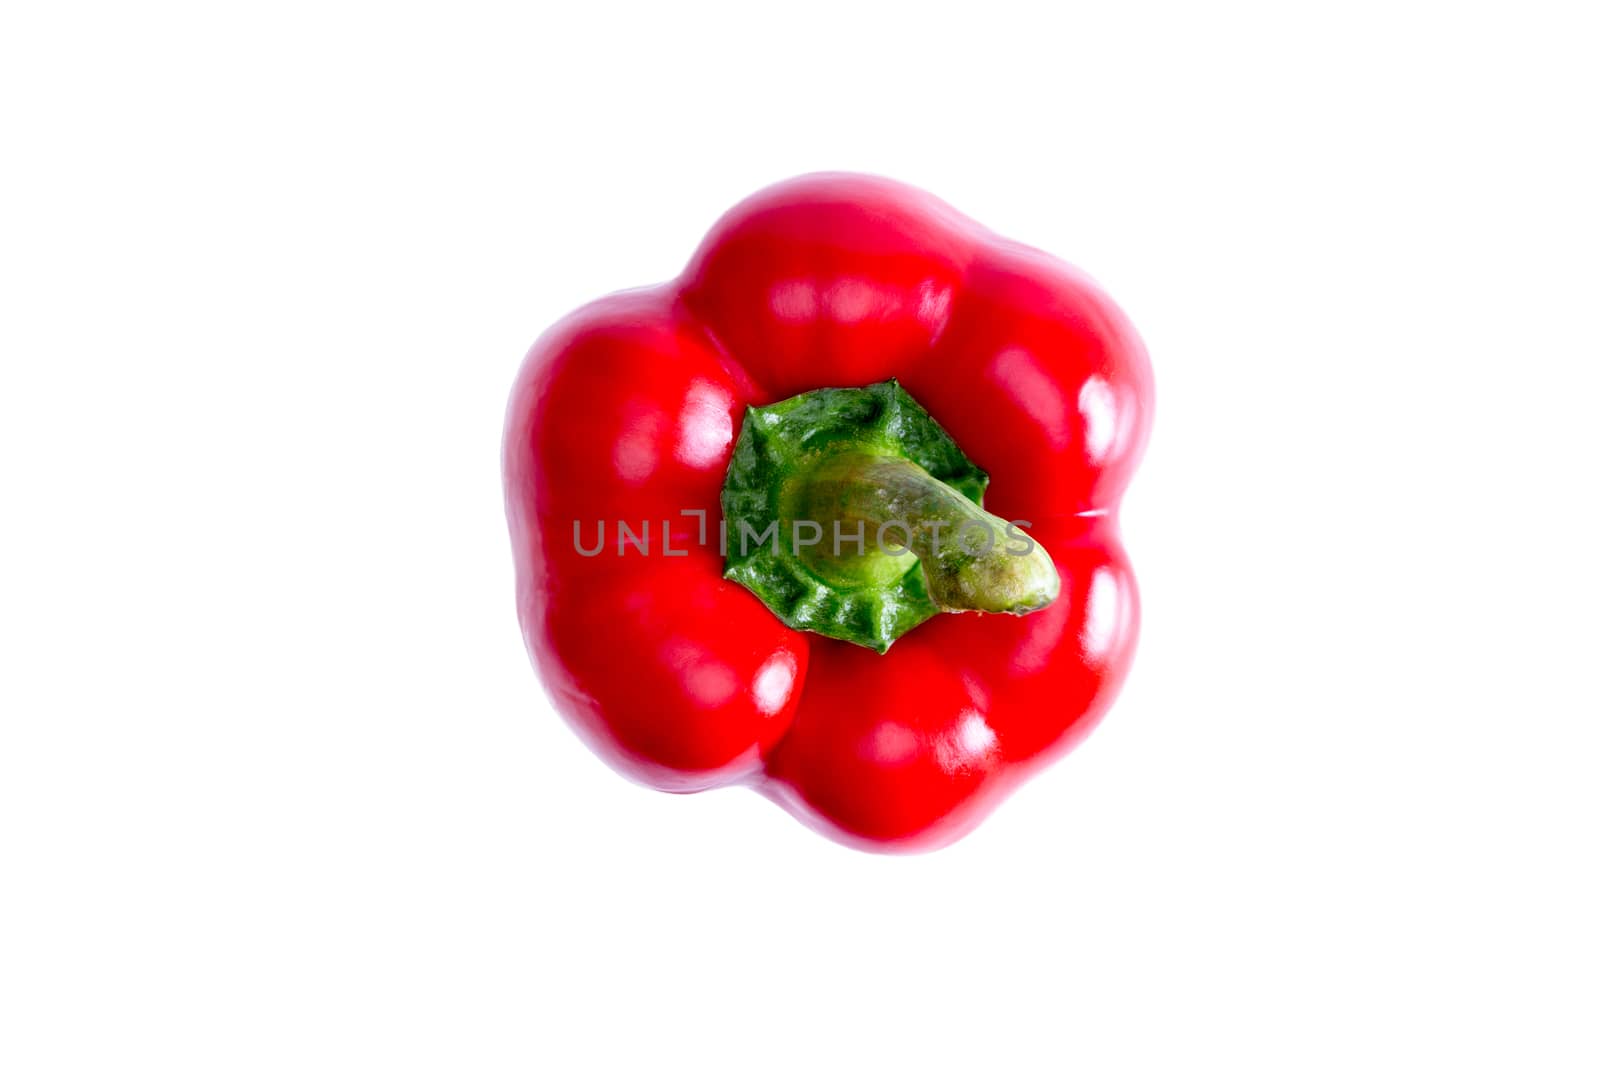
[3,2,1597,1063]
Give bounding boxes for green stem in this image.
[722,380,1054,650]
[792,453,1059,616]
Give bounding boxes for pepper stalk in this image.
[721,380,1058,651]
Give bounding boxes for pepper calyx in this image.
[720,380,1057,652]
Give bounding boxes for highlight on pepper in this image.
[504,172,1152,851]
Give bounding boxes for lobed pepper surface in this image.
[504,173,1153,851]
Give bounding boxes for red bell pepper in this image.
[504,173,1152,851]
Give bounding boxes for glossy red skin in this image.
[504,174,1152,851]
